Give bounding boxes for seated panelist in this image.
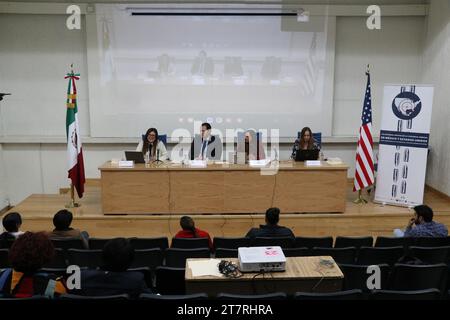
[291,127,320,160]
[190,122,221,160]
[237,129,265,162]
[136,127,168,161]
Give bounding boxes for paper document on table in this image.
[188,259,223,277]
[249,159,271,167]
[189,160,207,168]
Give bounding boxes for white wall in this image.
[0,6,439,207]
[422,0,450,196]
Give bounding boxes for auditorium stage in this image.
[3,180,450,239]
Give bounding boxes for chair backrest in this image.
[390,263,448,291]
[213,237,250,250]
[51,238,85,250]
[252,237,294,248]
[67,249,103,269]
[335,236,373,249]
[0,239,15,249]
[130,248,164,270]
[139,293,208,301]
[142,134,167,146]
[129,237,169,251]
[155,266,186,295]
[297,132,322,148]
[60,293,129,300]
[370,288,441,300]
[339,264,391,292]
[126,267,153,289]
[165,248,211,268]
[43,248,67,268]
[295,236,333,249]
[215,248,238,258]
[216,292,287,300]
[374,236,412,248]
[294,289,363,300]
[171,237,210,250]
[357,246,405,266]
[312,247,357,264]
[414,237,450,247]
[282,247,310,257]
[89,238,113,250]
[409,246,450,264]
[0,249,10,268]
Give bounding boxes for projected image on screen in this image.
[89,4,334,137]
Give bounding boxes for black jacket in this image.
[72,270,152,298]
[190,135,222,160]
[246,224,295,239]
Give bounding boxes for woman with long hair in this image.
[291,127,320,159]
[136,127,168,161]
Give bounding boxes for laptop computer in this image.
[124,151,145,164]
[295,149,320,162]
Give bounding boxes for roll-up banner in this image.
[375,85,434,206]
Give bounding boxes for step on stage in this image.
[4,181,450,239]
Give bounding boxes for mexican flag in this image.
[65,70,85,198]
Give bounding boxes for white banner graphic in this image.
[375,85,434,206]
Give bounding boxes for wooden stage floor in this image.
[3,182,450,239]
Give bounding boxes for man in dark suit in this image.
[72,238,152,298]
[246,207,295,239]
[190,122,222,160]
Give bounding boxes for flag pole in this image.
[65,184,80,208]
[353,189,368,204]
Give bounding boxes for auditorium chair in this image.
[139,293,208,301]
[130,248,164,270]
[294,289,363,300]
[334,236,374,249]
[251,237,294,248]
[389,263,448,292]
[369,289,441,300]
[312,247,357,264]
[155,266,186,295]
[214,248,238,258]
[43,248,67,268]
[357,246,405,266]
[374,236,412,248]
[51,238,85,250]
[88,238,113,250]
[339,264,391,292]
[127,267,153,289]
[294,236,333,250]
[165,248,210,268]
[171,237,210,250]
[129,237,169,251]
[216,292,287,300]
[67,249,103,269]
[414,237,450,247]
[409,246,450,264]
[213,237,251,250]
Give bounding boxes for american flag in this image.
[353,69,375,191]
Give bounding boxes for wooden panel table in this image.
[185,256,344,296]
[99,161,348,214]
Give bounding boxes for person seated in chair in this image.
[245,207,295,239]
[48,209,89,249]
[72,238,152,298]
[394,205,448,238]
[136,127,168,162]
[190,122,221,160]
[0,232,67,298]
[291,127,320,159]
[0,212,25,246]
[174,216,213,250]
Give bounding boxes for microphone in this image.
[157,149,160,161]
